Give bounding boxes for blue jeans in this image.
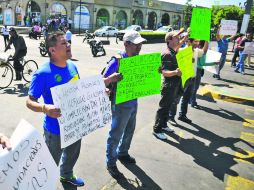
[44,129,81,178]
[218,54,226,75]
[106,103,137,167]
[190,68,203,105]
[235,51,247,73]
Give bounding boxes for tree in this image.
[183,0,193,28]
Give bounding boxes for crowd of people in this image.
[0,22,253,188]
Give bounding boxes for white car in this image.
[94,26,118,37]
[155,26,173,33]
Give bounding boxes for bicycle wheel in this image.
[0,64,13,89]
[22,60,38,82]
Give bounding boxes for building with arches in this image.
[0,0,184,31]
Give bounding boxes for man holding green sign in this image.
[153,31,188,140]
[103,31,146,179]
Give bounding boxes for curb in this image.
[198,86,254,106]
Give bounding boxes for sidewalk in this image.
[198,51,254,106]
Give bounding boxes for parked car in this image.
[154,26,173,33]
[94,26,118,37]
[117,25,152,40]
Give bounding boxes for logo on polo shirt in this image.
[54,74,62,82]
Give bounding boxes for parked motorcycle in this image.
[88,39,106,57]
[39,41,48,56]
[83,30,95,43]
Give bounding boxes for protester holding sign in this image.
[215,27,237,79]
[168,39,208,125]
[103,31,146,179]
[153,31,188,140]
[234,33,252,75]
[26,31,85,187]
[0,133,11,150]
[231,34,244,67]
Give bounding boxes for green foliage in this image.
[211,5,245,30]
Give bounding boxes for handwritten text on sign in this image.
[190,8,211,41]
[0,119,59,190]
[219,20,238,35]
[116,53,161,104]
[243,42,254,55]
[176,46,194,88]
[51,75,111,148]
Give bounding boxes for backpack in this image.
[101,53,122,101]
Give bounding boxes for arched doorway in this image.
[0,7,2,25]
[161,13,170,26]
[96,9,110,28]
[74,6,90,30]
[26,1,41,25]
[148,12,157,30]
[50,2,67,18]
[132,10,143,27]
[4,8,13,25]
[115,10,127,29]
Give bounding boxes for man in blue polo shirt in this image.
[26,31,84,187]
[103,31,146,179]
[215,27,236,79]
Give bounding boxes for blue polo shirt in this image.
[103,51,137,106]
[28,60,79,135]
[217,38,230,56]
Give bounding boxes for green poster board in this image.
[116,53,161,104]
[190,8,211,41]
[176,46,194,88]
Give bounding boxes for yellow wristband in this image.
[42,104,46,113]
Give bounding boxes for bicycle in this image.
[0,55,38,89]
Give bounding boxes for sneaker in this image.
[107,165,123,179]
[213,74,217,78]
[178,115,192,124]
[168,117,178,126]
[191,103,200,109]
[118,155,136,164]
[162,126,174,132]
[217,75,221,80]
[60,175,85,187]
[241,72,245,75]
[234,70,240,73]
[153,132,167,140]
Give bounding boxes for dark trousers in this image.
[3,35,9,47]
[169,78,194,118]
[231,48,240,66]
[154,81,181,133]
[13,50,27,74]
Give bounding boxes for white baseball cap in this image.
[123,31,146,44]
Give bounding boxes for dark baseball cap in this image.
[9,27,16,32]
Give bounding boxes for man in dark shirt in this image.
[234,33,252,74]
[153,31,187,140]
[5,27,27,80]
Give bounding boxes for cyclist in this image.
[4,27,27,81]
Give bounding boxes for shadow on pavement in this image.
[221,78,254,87]
[198,105,245,122]
[116,164,162,190]
[163,129,239,181]
[196,94,217,103]
[0,83,29,97]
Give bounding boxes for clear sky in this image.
[159,0,247,8]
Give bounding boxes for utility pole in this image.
[245,0,253,15]
[79,0,81,35]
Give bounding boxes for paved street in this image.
[0,35,254,190]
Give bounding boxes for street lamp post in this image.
[79,0,81,35]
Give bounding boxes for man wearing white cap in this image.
[103,31,146,179]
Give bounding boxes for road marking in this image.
[243,119,254,129]
[240,132,254,144]
[225,176,254,190]
[234,150,254,164]
[245,108,254,115]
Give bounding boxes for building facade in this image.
[0,0,185,31]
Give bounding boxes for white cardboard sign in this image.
[219,20,238,35]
